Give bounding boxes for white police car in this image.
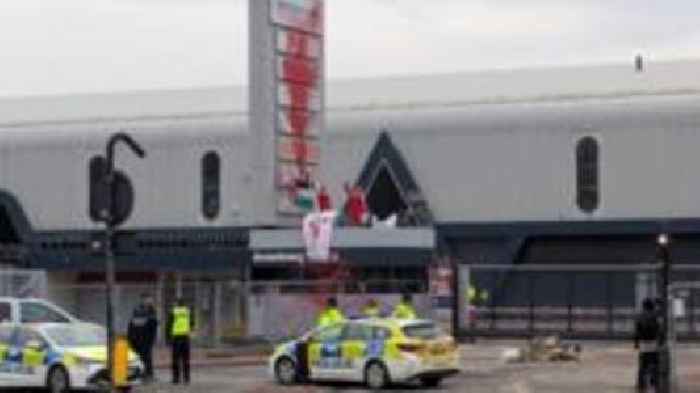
[270,318,460,389]
[0,297,78,324]
[0,322,143,392]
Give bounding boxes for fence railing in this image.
[44,278,428,345]
[0,269,46,298]
[48,280,246,347]
[247,279,430,340]
[248,279,427,294]
[456,264,700,340]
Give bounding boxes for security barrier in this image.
[248,279,428,340]
[456,263,700,341]
[0,269,46,298]
[667,282,700,393]
[45,277,428,343]
[47,280,246,347]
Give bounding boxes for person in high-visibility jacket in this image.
[22,342,45,374]
[467,286,490,324]
[166,298,195,385]
[467,285,490,306]
[362,298,381,318]
[298,297,344,381]
[316,297,345,328]
[392,293,417,320]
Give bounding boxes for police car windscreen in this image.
[44,324,106,347]
[402,322,441,339]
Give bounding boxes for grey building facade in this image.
[1,60,700,335]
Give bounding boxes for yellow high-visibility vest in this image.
[392,302,417,320]
[22,347,45,367]
[171,306,191,337]
[467,286,477,302]
[467,286,489,303]
[317,307,345,328]
[363,306,380,318]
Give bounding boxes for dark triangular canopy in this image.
[355,131,433,226]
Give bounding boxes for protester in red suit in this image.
[344,182,368,226]
[316,184,332,211]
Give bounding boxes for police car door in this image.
[11,326,48,387]
[308,324,344,380]
[0,325,21,387]
[339,323,371,382]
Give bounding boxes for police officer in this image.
[392,293,417,320]
[635,298,661,392]
[316,297,345,328]
[467,285,490,325]
[296,298,345,382]
[127,293,158,382]
[362,298,381,318]
[166,298,195,385]
[467,285,490,306]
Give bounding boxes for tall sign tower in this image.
[249,0,325,226]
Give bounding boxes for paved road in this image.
[136,363,632,393]
[139,365,469,393]
[5,342,698,392]
[134,343,700,393]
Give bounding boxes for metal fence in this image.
[456,264,700,340]
[48,279,246,347]
[248,279,429,341]
[668,281,700,393]
[0,269,47,298]
[41,277,432,345]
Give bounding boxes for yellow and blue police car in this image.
[269,318,460,389]
[0,322,143,393]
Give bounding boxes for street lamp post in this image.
[103,132,145,391]
[657,233,671,393]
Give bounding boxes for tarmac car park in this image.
[270,318,460,389]
[0,322,143,392]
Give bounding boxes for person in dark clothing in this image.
[295,337,310,382]
[166,298,195,385]
[635,298,661,392]
[127,293,158,382]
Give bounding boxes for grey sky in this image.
[1,0,698,96]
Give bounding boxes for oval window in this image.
[576,137,599,213]
[202,151,221,220]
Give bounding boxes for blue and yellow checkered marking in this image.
[320,342,341,357]
[0,344,68,375]
[366,340,385,358]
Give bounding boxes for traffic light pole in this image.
[657,234,671,393]
[105,212,116,392]
[103,133,145,391]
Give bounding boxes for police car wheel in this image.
[275,357,297,385]
[364,361,389,390]
[420,376,443,388]
[47,366,70,393]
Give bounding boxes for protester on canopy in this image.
[316,183,332,211]
[344,182,368,226]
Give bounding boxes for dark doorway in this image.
[366,166,407,220]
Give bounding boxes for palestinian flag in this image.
[294,186,316,212]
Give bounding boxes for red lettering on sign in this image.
[281,1,322,165]
[275,1,323,212]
